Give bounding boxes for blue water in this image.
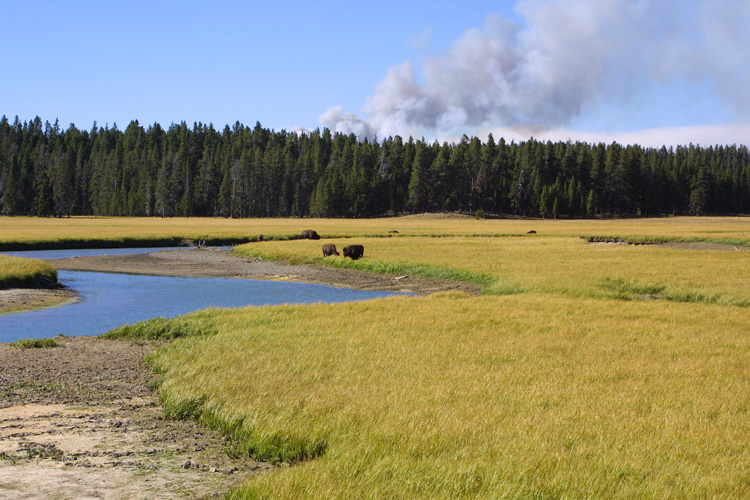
[0,271,400,344]
[1,247,219,260]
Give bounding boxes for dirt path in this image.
[0,336,271,499]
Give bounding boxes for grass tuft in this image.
[11,338,59,348]
[0,254,58,289]
[99,315,219,340]
[600,277,667,299]
[599,277,745,306]
[162,391,327,464]
[162,394,209,420]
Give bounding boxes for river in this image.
[0,248,400,343]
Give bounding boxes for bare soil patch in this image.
[658,241,750,251]
[400,212,474,219]
[0,288,77,314]
[0,336,270,499]
[591,240,749,251]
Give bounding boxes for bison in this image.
[301,229,320,240]
[322,243,339,257]
[343,244,364,260]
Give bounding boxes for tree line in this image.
[1,115,749,219]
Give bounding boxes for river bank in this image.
[0,248,479,315]
[1,248,479,498]
[52,247,482,296]
[0,335,271,499]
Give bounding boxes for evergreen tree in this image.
[407,140,432,212]
[689,166,710,215]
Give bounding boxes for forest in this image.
[1,115,749,219]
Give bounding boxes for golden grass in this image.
[0,254,57,289]
[235,235,750,305]
[147,294,750,499]
[7,215,750,497]
[1,215,749,249]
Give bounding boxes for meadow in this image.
[5,215,750,498]
[1,214,749,250]
[0,216,750,499]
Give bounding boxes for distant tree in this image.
[689,166,710,215]
[586,189,596,217]
[407,140,432,212]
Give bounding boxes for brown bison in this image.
[322,243,339,257]
[343,244,364,260]
[301,229,320,240]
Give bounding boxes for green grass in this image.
[11,338,59,348]
[598,277,744,306]
[100,314,220,340]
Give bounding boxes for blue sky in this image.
[2,0,749,147]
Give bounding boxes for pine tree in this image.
[586,189,596,217]
[689,166,710,215]
[407,140,432,212]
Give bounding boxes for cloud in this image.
[320,0,750,142]
[318,105,374,138]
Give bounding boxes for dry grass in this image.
[7,215,750,498]
[1,215,749,249]
[145,294,750,499]
[235,235,750,304]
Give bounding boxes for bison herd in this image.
[300,230,364,260]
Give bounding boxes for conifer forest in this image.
[1,116,749,219]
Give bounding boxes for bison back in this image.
[343,244,364,260]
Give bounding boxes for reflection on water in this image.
[0,270,399,343]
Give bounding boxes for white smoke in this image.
[319,0,750,141]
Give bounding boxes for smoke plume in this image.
[320,0,750,140]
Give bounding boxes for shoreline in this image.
[52,247,482,296]
[0,248,481,497]
[0,287,78,314]
[2,248,479,316]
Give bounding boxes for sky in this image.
[2,0,749,148]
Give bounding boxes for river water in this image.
[0,248,400,343]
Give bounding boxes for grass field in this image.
[6,214,750,498]
[1,214,749,250]
[0,254,57,289]
[232,234,750,305]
